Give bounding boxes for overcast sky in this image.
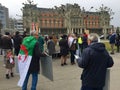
[0,0,120,27]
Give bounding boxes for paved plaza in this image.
[0,52,120,90]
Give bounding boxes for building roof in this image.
[38,8,54,12]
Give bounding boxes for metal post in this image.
[103,69,110,90]
[14,56,19,74]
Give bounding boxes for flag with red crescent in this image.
[17,36,37,87]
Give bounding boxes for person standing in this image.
[5,49,15,79]
[22,31,27,38]
[82,32,88,50]
[1,32,13,66]
[13,31,23,56]
[47,36,56,56]
[59,34,69,66]
[18,31,45,90]
[68,33,77,65]
[115,32,120,52]
[76,33,114,90]
[77,34,83,54]
[109,31,116,54]
[38,33,44,52]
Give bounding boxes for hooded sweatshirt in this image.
[77,42,114,88]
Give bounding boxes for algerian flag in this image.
[17,36,37,87]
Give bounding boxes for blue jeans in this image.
[81,86,103,90]
[22,72,38,90]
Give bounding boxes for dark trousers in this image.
[79,44,83,53]
[81,86,103,90]
[70,50,76,64]
[14,48,20,56]
[116,45,120,52]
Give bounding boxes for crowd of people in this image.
[0,30,116,90]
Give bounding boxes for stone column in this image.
[80,28,83,34]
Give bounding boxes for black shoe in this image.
[71,62,75,65]
[61,64,64,66]
[11,73,14,77]
[6,74,9,79]
[64,63,67,65]
[110,52,114,54]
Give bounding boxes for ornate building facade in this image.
[22,3,111,35]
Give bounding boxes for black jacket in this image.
[13,35,23,49]
[1,35,13,49]
[77,42,114,88]
[28,42,44,73]
[59,38,69,55]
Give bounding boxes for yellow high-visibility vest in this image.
[78,37,83,44]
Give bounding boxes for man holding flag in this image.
[18,30,45,90]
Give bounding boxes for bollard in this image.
[103,69,110,90]
[14,56,19,74]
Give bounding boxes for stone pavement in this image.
[0,52,120,90]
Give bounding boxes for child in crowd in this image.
[5,49,15,79]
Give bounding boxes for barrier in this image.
[41,56,53,81]
[103,69,110,90]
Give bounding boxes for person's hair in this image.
[15,31,19,35]
[62,34,67,39]
[7,49,12,53]
[49,36,53,39]
[5,32,10,35]
[88,33,100,42]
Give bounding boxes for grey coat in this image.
[47,40,55,55]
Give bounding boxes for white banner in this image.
[17,54,32,87]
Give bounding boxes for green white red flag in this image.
[17,36,37,87]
